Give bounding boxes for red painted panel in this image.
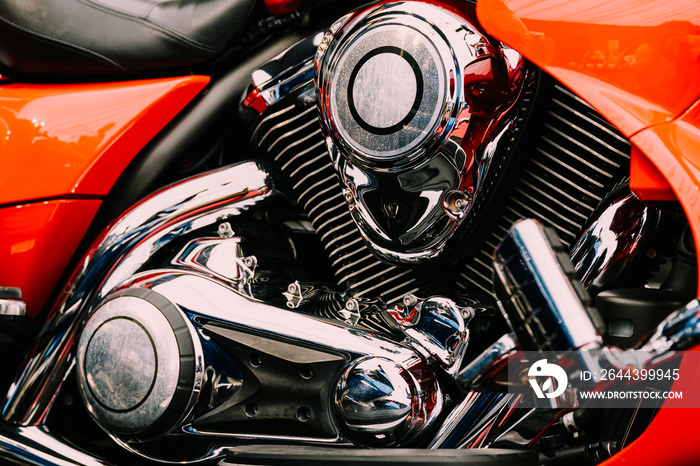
[0,200,101,317]
[630,106,700,295]
[629,144,676,202]
[599,348,700,466]
[0,75,209,205]
[477,0,700,137]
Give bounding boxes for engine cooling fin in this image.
[251,97,428,317]
[457,84,632,295]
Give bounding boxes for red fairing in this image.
[0,76,209,316]
[0,200,100,318]
[476,0,700,137]
[0,76,209,204]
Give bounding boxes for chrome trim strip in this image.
[2,162,273,426]
[0,424,109,466]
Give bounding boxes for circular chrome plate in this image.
[326,23,447,162]
[76,290,198,437]
[336,357,415,440]
[84,317,158,412]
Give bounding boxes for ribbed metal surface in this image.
[252,100,423,306]
[252,81,631,305]
[457,85,632,295]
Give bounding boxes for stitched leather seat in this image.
[0,0,258,76]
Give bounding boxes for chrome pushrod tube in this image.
[2,162,273,426]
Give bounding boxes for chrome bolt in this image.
[243,257,255,268]
[402,294,418,308]
[443,190,472,217]
[218,222,234,238]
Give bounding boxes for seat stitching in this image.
[0,13,126,71]
[79,0,220,53]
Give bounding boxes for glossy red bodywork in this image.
[264,0,302,15]
[0,76,209,205]
[0,200,100,317]
[0,76,209,316]
[477,1,700,465]
[630,102,700,274]
[477,0,700,137]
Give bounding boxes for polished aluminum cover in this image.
[76,289,202,439]
[324,19,446,163]
[316,1,524,263]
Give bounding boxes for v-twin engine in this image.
[0,1,640,464]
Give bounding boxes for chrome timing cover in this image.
[316,1,525,263]
[76,288,203,440]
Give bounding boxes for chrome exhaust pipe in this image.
[3,162,274,426]
[0,424,111,466]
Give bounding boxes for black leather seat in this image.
[0,0,258,76]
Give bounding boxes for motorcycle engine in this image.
[244,0,630,308]
[61,0,634,463]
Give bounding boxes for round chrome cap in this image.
[317,2,457,167]
[83,316,159,412]
[76,289,201,439]
[335,356,416,445]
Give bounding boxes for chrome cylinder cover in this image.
[316,1,524,263]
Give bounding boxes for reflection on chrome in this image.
[571,190,658,293]
[0,424,109,466]
[387,296,472,375]
[316,1,526,264]
[494,219,603,353]
[2,162,272,426]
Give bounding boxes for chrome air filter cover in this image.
[317,2,454,168]
[316,1,525,264]
[321,17,447,164]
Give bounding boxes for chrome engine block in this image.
[58,161,470,462]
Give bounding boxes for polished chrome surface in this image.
[325,23,446,161]
[571,190,658,292]
[316,1,525,263]
[174,236,258,293]
[336,357,413,434]
[2,162,272,426]
[117,270,442,451]
[494,218,603,353]
[456,334,518,392]
[0,424,109,466]
[387,297,472,375]
[250,30,327,108]
[76,293,203,437]
[0,299,26,317]
[643,298,700,352]
[427,391,510,449]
